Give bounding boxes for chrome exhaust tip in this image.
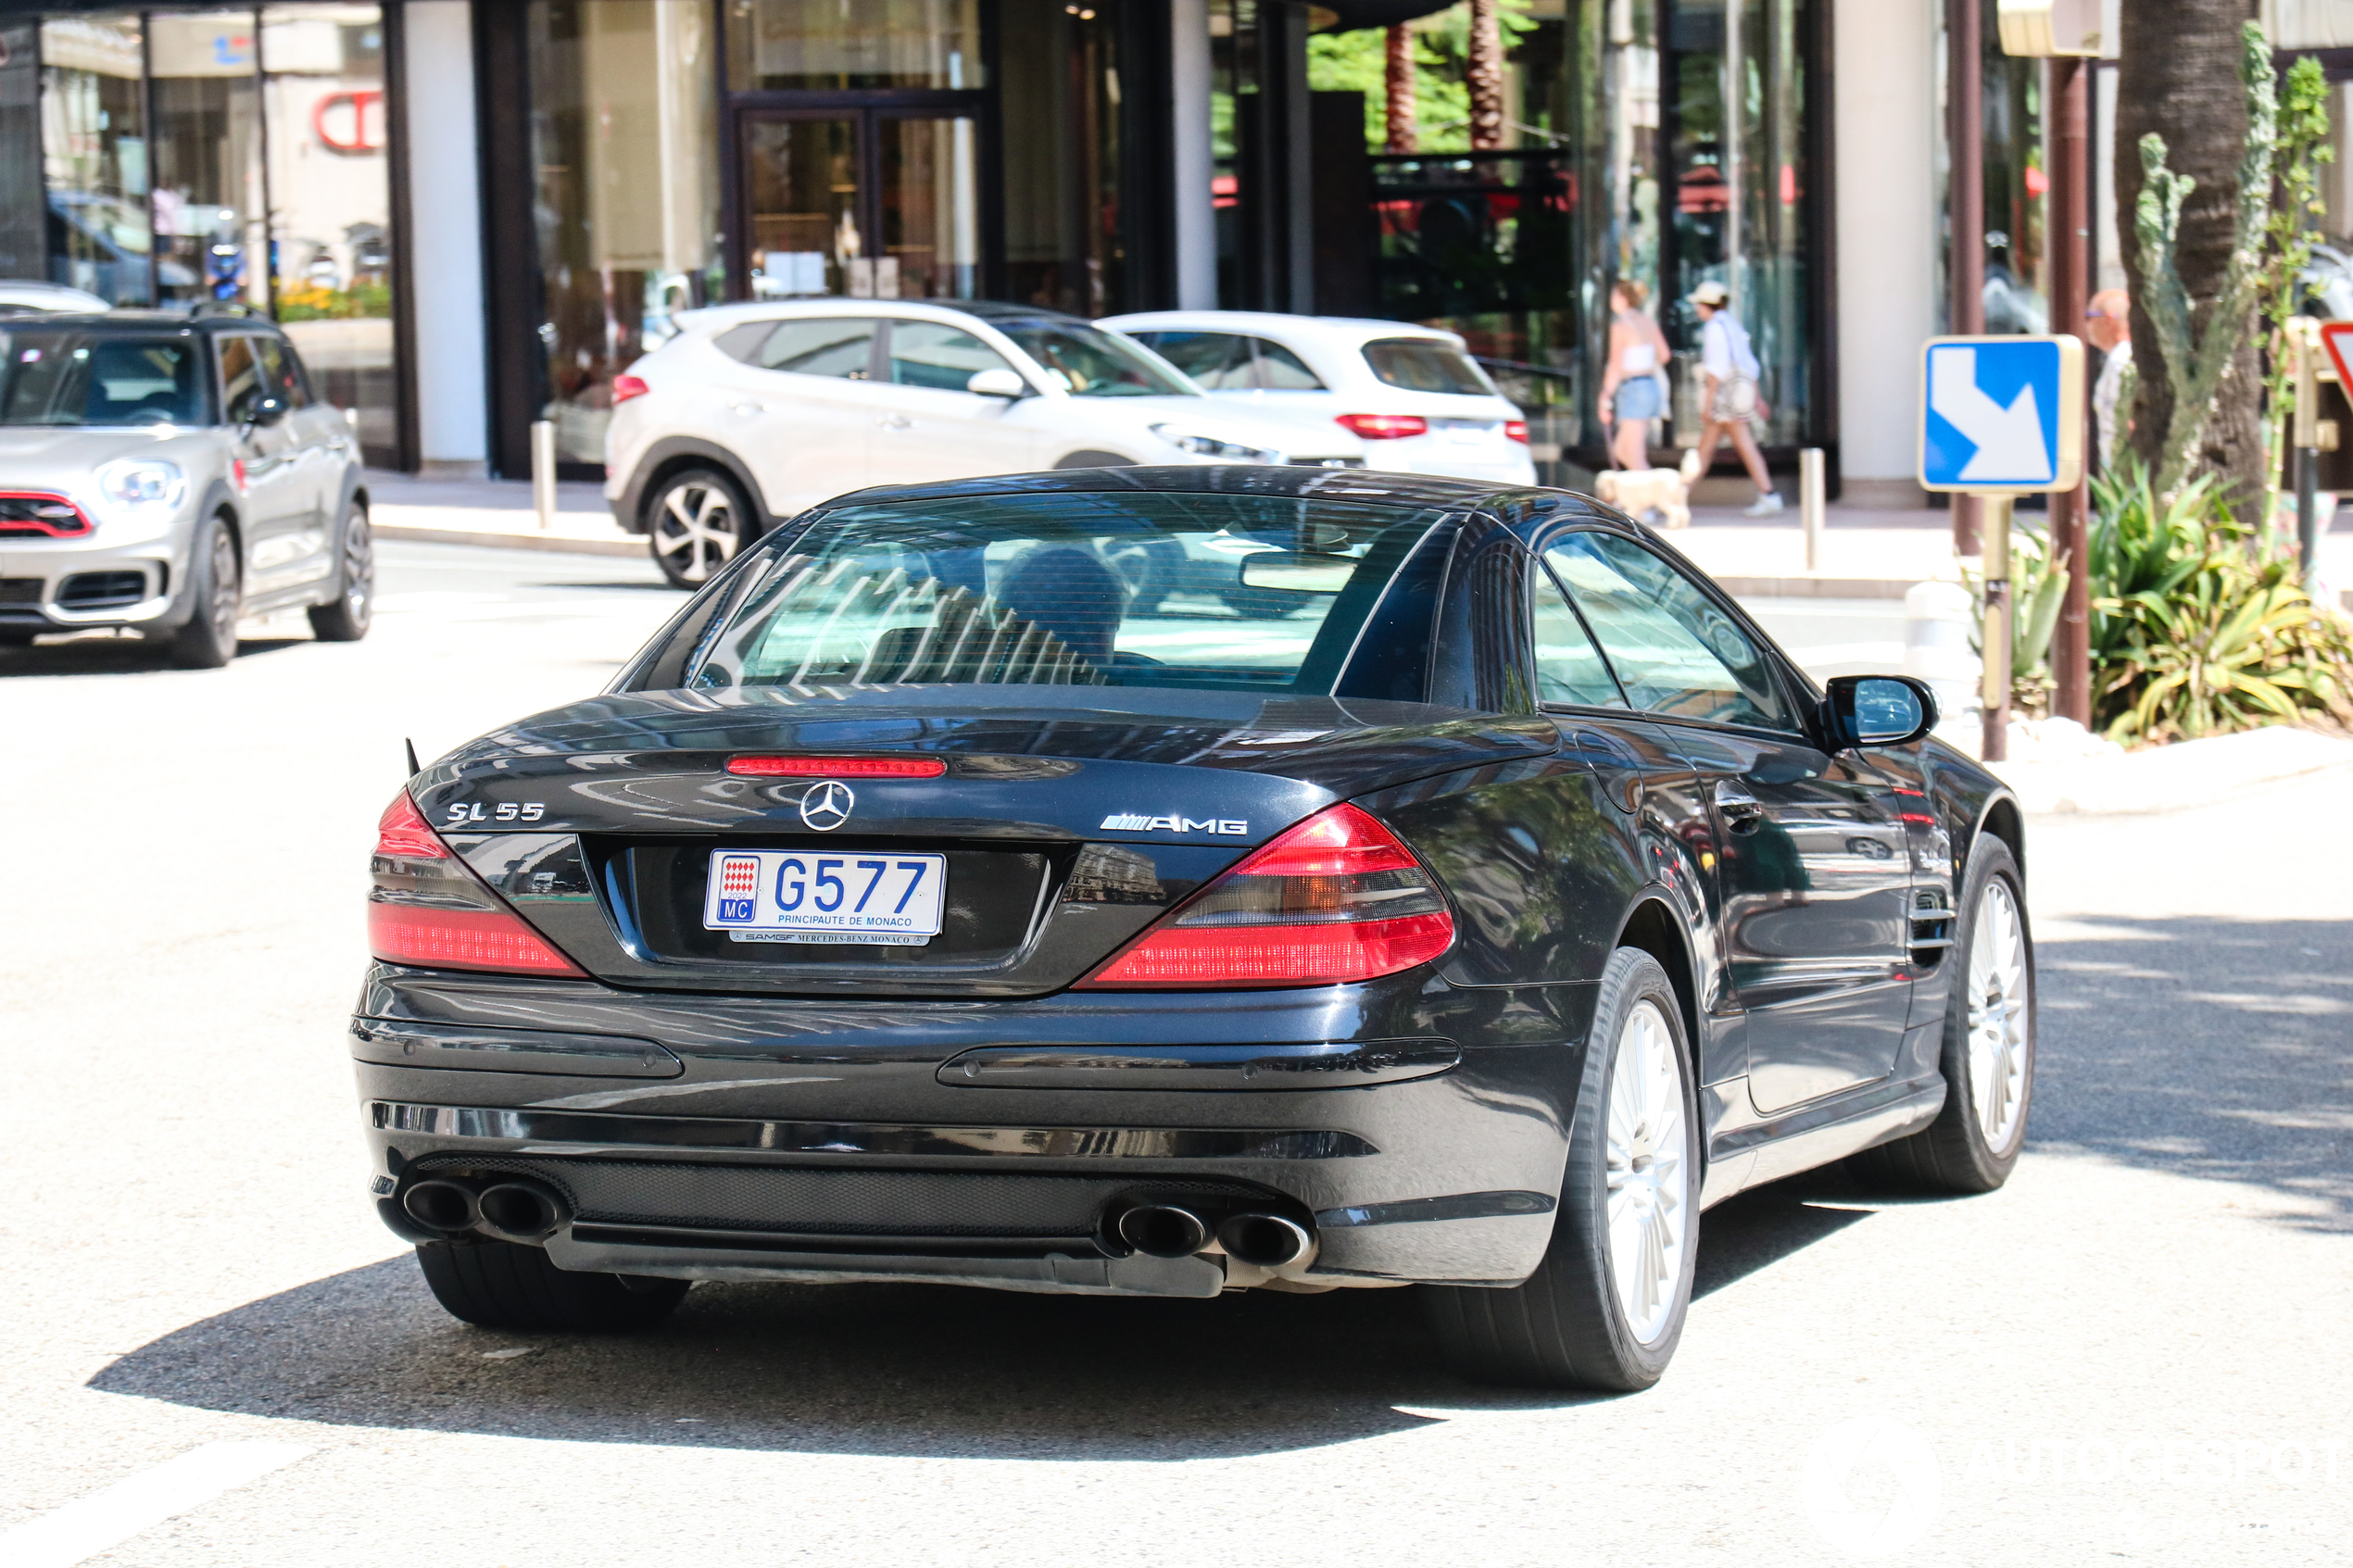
[1216,1211,1315,1269]
[1115,1204,1211,1259]
[474,1179,569,1244]
[400,1178,480,1236]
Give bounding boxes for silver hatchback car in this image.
[0,310,371,666]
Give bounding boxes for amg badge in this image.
[1100,813,1249,835]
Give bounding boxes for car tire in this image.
[306,499,373,642]
[647,467,753,589]
[1846,835,2033,1195]
[1422,947,1699,1391]
[415,1240,689,1333]
[168,515,242,670]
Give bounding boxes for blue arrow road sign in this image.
[1918,335,2084,494]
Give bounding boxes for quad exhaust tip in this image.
[1116,1203,1211,1260]
[400,1175,570,1243]
[1114,1203,1316,1269]
[1217,1211,1315,1269]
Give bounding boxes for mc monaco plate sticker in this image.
[703,849,945,946]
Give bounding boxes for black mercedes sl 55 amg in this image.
[356,465,2032,1391]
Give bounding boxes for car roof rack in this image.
[185,301,270,320]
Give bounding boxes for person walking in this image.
[1687,281,1781,516]
[1598,279,1672,473]
[2085,287,2132,472]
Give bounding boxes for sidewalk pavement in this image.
[1972,722,2353,816]
[364,470,645,558]
[367,477,2353,607]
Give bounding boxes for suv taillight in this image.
[367,792,585,977]
[1334,413,1428,440]
[611,373,650,404]
[1076,804,1453,989]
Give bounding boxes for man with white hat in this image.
[1688,281,1782,517]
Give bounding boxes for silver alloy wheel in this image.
[653,478,738,583]
[1604,997,1689,1345]
[342,510,373,623]
[1967,877,2031,1150]
[205,525,240,640]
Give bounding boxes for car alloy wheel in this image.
[650,471,745,587]
[1967,877,2030,1151]
[169,518,242,668]
[1605,997,1691,1346]
[308,505,373,641]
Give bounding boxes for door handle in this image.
[1714,781,1765,833]
[877,413,912,430]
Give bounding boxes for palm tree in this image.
[1466,0,1504,151]
[1386,23,1418,153]
[2115,0,2265,505]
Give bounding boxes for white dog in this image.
[1592,448,1705,531]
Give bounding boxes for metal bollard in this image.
[1903,578,1978,731]
[1799,447,1826,571]
[531,419,558,533]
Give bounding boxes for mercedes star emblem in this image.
[799,779,855,832]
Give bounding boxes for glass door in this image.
[736,107,976,301]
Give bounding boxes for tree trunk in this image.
[2115,0,2265,508]
[1385,24,1417,154]
[1466,0,1504,152]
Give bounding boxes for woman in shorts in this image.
[1598,280,1672,473]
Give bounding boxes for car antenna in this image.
[405,738,422,778]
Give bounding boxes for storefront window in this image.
[998,0,1122,314]
[725,0,982,93]
[148,10,269,310]
[1659,0,1807,448]
[264,4,397,463]
[531,0,724,464]
[38,15,153,306]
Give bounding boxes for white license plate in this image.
[1440,420,1497,445]
[702,849,945,946]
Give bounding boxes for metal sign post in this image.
[1916,334,2086,763]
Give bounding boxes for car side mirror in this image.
[1825,674,1937,749]
[246,394,289,427]
[966,368,1028,399]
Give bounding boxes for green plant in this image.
[2259,53,2335,528]
[1967,520,2071,719]
[2087,459,2353,742]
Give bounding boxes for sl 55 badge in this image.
[443,802,547,825]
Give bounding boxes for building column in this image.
[400,0,488,477]
[1170,0,1216,309]
[1831,0,1938,507]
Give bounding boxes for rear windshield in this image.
[0,331,208,426]
[681,490,1448,697]
[1361,338,1495,396]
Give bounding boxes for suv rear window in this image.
[1361,338,1494,396]
[673,491,1449,697]
[0,331,208,426]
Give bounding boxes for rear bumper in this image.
[352,963,1592,1293]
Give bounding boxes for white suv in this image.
[1100,311,1538,487]
[604,300,1366,586]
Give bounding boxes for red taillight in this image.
[367,903,588,976]
[1504,420,1529,444]
[1077,803,1453,989]
[611,373,651,404]
[1334,413,1429,440]
[374,792,449,859]
[726,755,948,778]
[368,790,586,978]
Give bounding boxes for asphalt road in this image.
[0,542,2345,1566]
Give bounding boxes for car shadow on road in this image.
[0,635,308,676]
[2031,914,2352,1232]
[91,1183,1865,1457]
